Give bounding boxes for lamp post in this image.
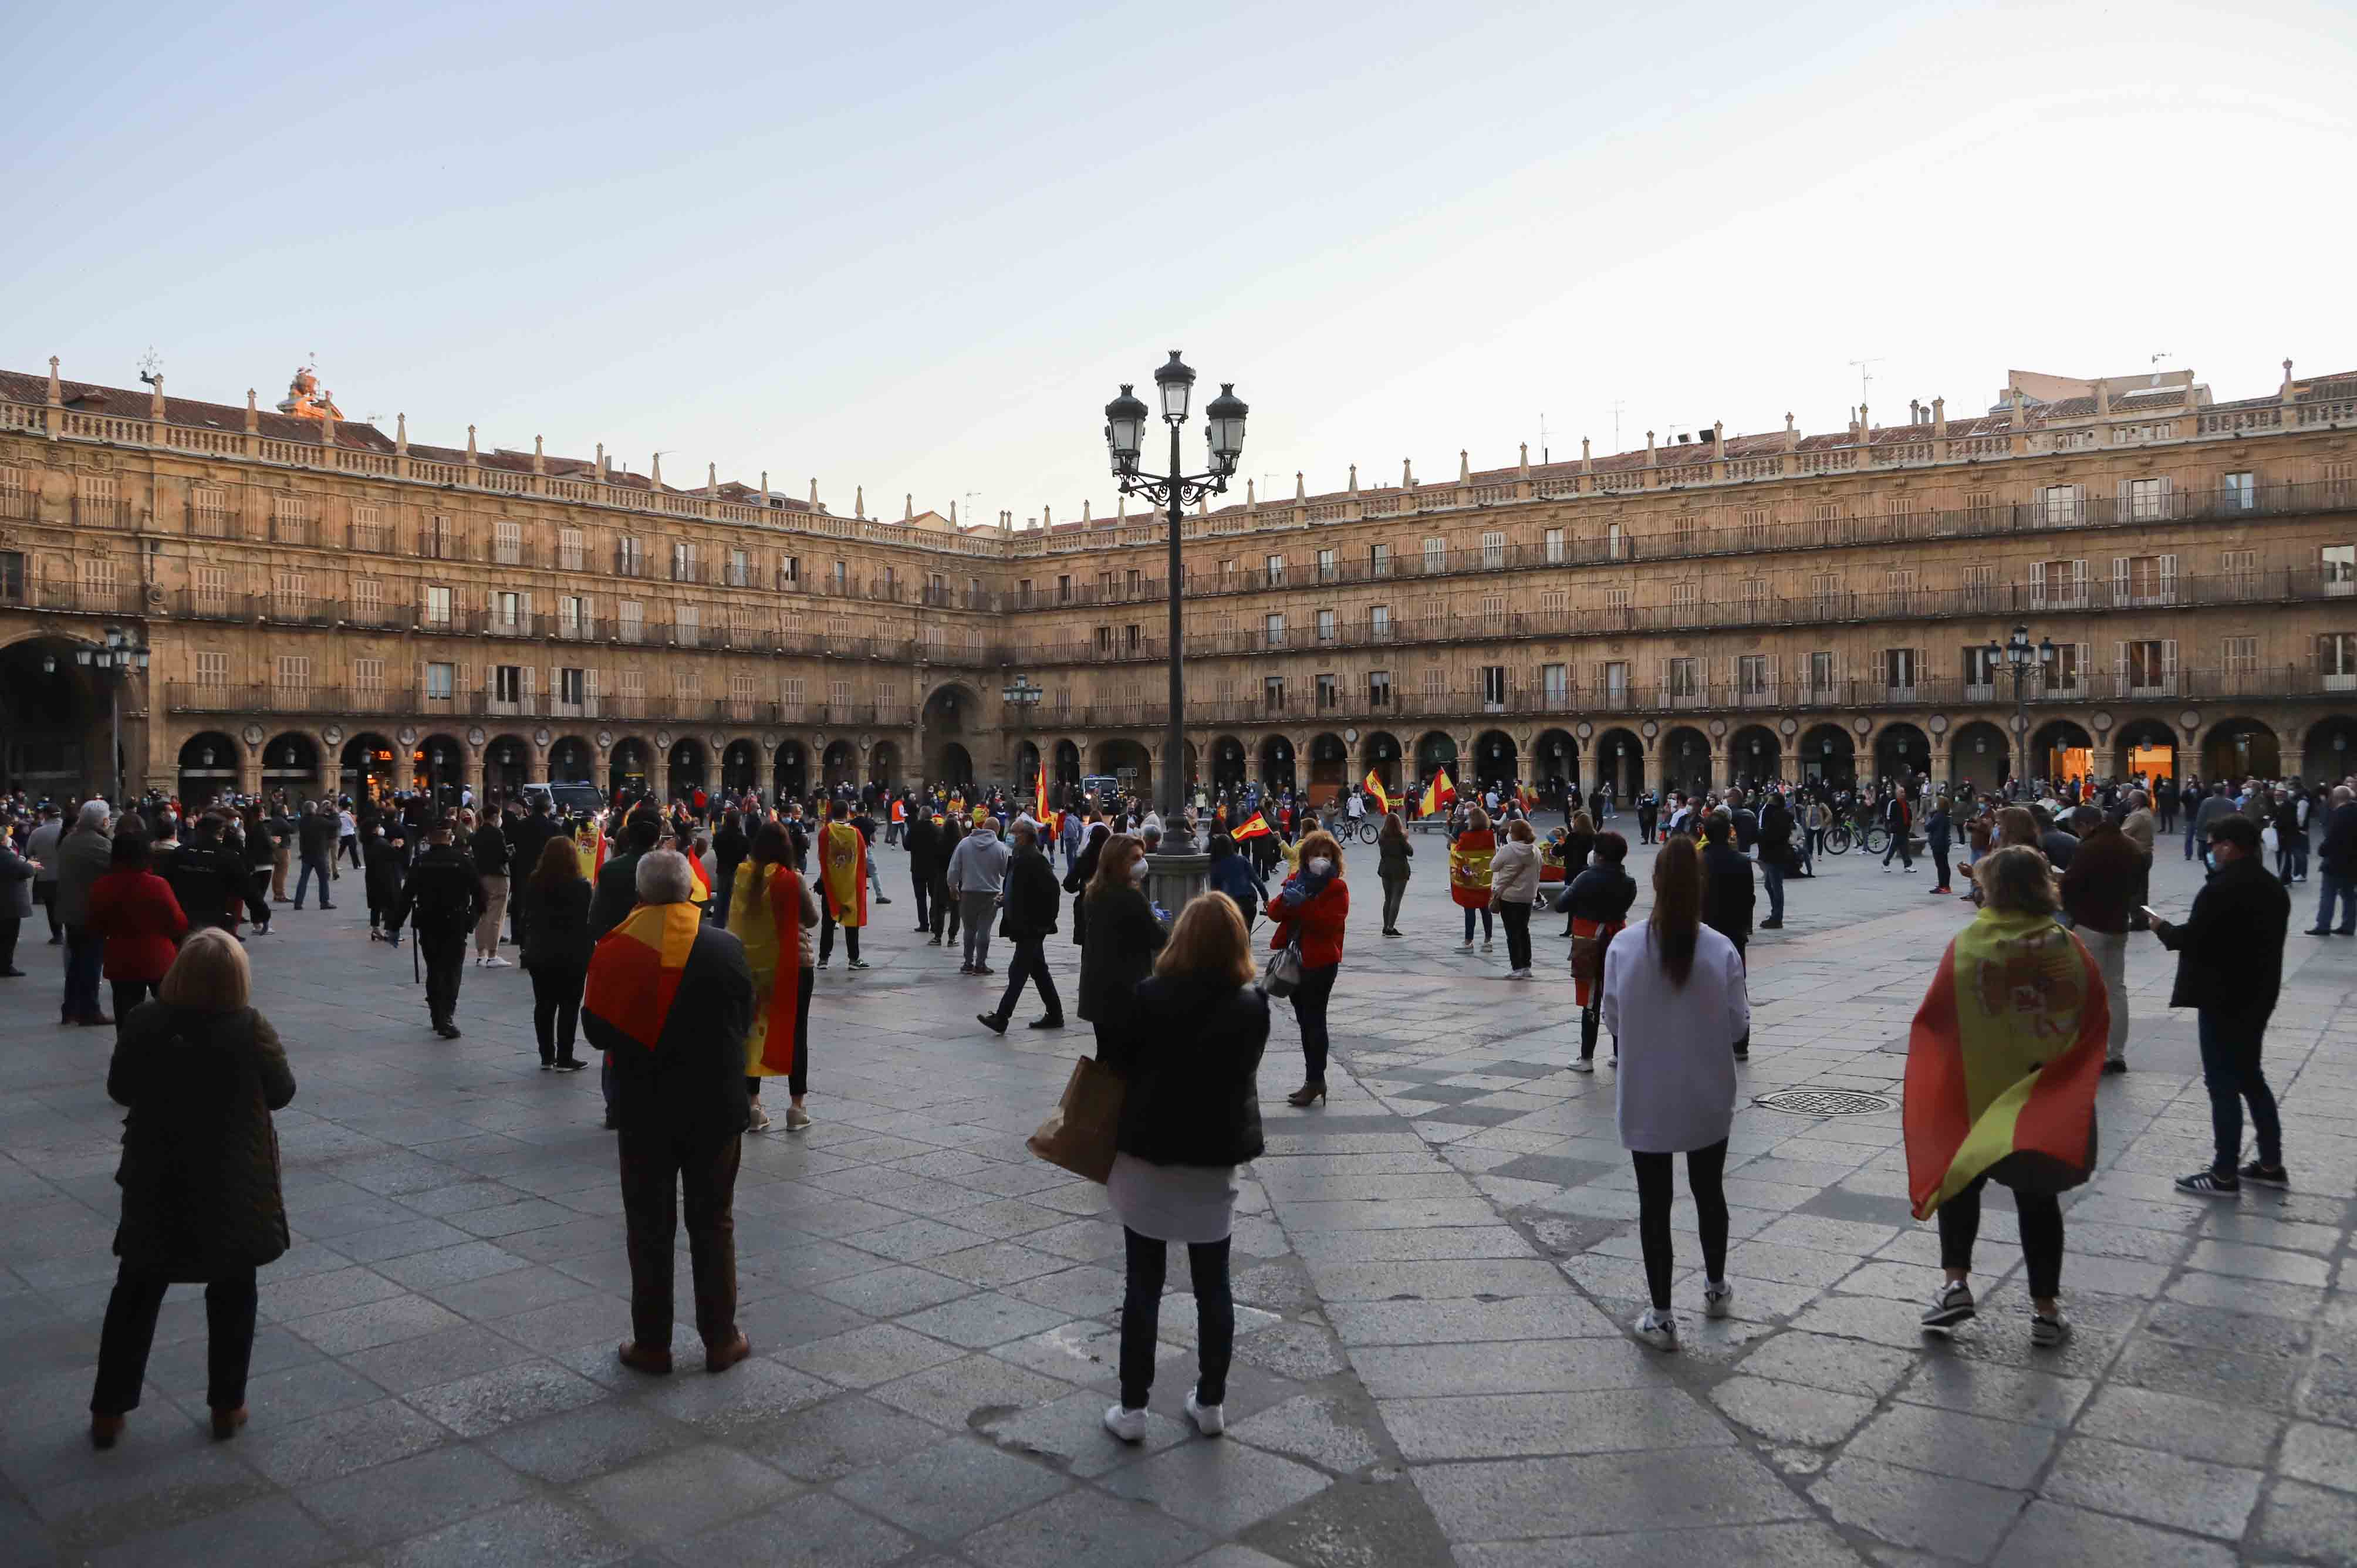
[1001,673,1043,799]
[73,624,151,802]
[1990,624,2055,793]
[1106,353,1246,909]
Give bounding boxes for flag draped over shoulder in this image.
[729,862,803,1077]
[1231,810,1270,840]
[820,820,867,927]
[1448,827,1495,908]
[1364,771,1391,815]
[582,903,701,1053]
[685,852,711,903]
[574,820,606,876]
[1904,910,2106,1221]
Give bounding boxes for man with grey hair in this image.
[2308,785,2357,936]
[56,800,114,1026]
[585,847,755,1377]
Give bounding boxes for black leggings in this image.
[1500,900,1532,971]
[1379,877,1406,931]
[244,868,272,927]
[529,961,586,1063]
[1462,905,1493,943]
[92,1264,256,1416]
[1938,1175,2063,1300]
[1292,962,1338,1082]
[751,967,815,1099]
[1630,1140,1730,1310]
[1120,1228,1231,1410]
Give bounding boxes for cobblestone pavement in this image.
[3,827,2354,1566]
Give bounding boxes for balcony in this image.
[73,497,134,529]
[414,528,468,562]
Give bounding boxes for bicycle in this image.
[1821,822,1853,855]
[1353,816,1382,846]
[1861,824,1892,857]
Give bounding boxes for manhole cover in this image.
[1752,1089,1897,1117]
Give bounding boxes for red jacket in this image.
[1266,877,1349,970]
[85,870,188,982]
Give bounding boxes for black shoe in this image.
[319,902,335,910]
[1286,1080,1328,1107]
[434,1020,462,1039]
[974,965,994,976]
[46,934,62,945]
[1758,918,1783,930]
[0,968,22,978]
[539,1060,555,1072]
[876,895,892,904]
[2237,1160,2290,1187]
[2176,1168,2238,1197]
[555,1057,586,1072]
[1030,1016,1065,1029]
[2102,1059,2128,1075]
[2307,928,2334,937]
[847,959,869,971]
[977,1012,1008,1035]
[291,904,304,912]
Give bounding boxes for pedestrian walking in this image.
[1204,832,1268,935]
[946,815,1011,975]
[586,850,756,1377]
[1450,807,1497,951]
[1600,836,1747,1351]
[2153,815,2292,1194]
[1376,812,1414,937]
[1907,846,2105,1348]
[519,836,593,1072]
[903,806,939,931]
[979,821,1065,1033]
[1488,818,1541,979]
[728,822,818,1131]
[1100,893,1267,1445]
[2059,806,2144,1074]
[88,930,294,1449]
[291,800,337,910]
[1266,829,1348,1107]
[2307,785,2357,934]
[470,808,512,967]
[1559,831,1637,1070]
[84,832,187,1026]
[386,816,485,1039]
[1079,833,1164,1060]
[235,803,275,932]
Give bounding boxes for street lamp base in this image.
[1143,848,1210,926]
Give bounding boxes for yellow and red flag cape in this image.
[820,819,868,927]
[574,819,606,876]
[1904,910,2106,1221]
[583,902,701,1053]
[1364,771,1392,816]
[1231,810,1271,840]
[1421,766,1456,818]
[1034,769,1049,825]
[728,862,805,1077]
[685,851,711,904]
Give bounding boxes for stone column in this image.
[528,739,551,786]
[238,742,264,799]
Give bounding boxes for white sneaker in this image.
[1568,1058,1595,1074]
[1507,968,1532,981]
[1703,1280,1734,1319]
[784,1104,812,1130]
[1456,940,1475,951]
[1102,1404,1147,1443]
[747,1103,771,1133]
[484,955,512,968]
[1481,939,1494,951]
[1632,1307,1679,1352]
[1184,1390,1225,1437]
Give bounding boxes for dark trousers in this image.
[1937,1174,2062,1300]
[2317,873,2357,933]
[1292,961,1338,1082]
[91,1263,256,1416]
[110,979,160,1028]
[1762,862,1786,921]
[1500,899,1532,970]
[420,931,467,1025]
[1931,847,1951,888]
[1119,1228,1231,1411]
[35,882,60,941]
[530,961,586,1064]
[928,874,957,939]
[1379,876,1406,932]
[242,868,272,927]
[617,1129,742,1353]
[910,867,930,928]
[294,854,332,907]
[63,925,104,1022]
[819,909,859,964]
[340,836,362,869]
[994,935,1062,1022]
[1631,1139,1728,1310]
[0,915,16,972]
[1461,905,1493,943]
[2197,1008,2281,1173]
[1883,830,1914,868]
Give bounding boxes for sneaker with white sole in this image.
[746,1103,771,1133]
[1703,1280,1734,1319]
[1456,940,1475,951]
[1507,968,1532,981]
[784,1105,812,1130]
[1568,1058,1595,1074]
[1921,1280,1976,1330]
[1481,939,1493,951]
[484,955,512,968]
[1184,1390,1225,1437]
[2030,1312,2072,1349]
[1632,1307,1679,1351]
[2175,1168,2240,1197]
[1102,1404,1147,1443]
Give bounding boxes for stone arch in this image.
[1092,738,1150,797]
[821,739,860,789]
[341,732,401,802]
[0,634,107,800]
[549,736,596,785]
[2304,714,2357,779]
[1258,734,1296,792]
[721,739,762,792]
[1307,732,1349,798]
[1051,739,1082,788]
[1728,725,1779,789]
[2201,717,2278,782]
[416,733,467,802]
[1012,739,1041,790]
[774,739,808,800]
[262,731,322,799]
[2032,719,2095,786]
[1472,729,1518,789]
[667,738,708,800]
[484,734,532,801]
[609,736,651,797]
[2113,717,2180,785]
[1801,723,1855,788]
[1662,725,1711,796]
[1596,726,1645,803]
[1414,731,1458,783]
[1360,731,1405,794]
[1873,722,1932,786]
[1209,735,1248,793]
[923,681,985,783]
[1951,721,2010,794]
[1532,728,1578,786]
[869,739,900,789]
[177,731,239,810]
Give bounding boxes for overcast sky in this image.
[14,0,2355,525]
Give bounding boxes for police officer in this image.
[387,815,485,1039]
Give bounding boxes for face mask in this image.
[1308,857,1333,876]
[1128,859,1149,882]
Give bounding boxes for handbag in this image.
[1262,932,1304,998]
[1025,1055,1126,1184]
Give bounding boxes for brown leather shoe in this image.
[210,1405,248,1440]
[704,1332,752,1374]
[90,1413,126,1449]
[616,1340,673,1376]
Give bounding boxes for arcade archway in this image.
[2201,717,2278,782]
[1210,735,1248,794]
[415,734,465,802]
[1013,740,1040,792]
[177,732,239,810]
[2032,720,2094,786]
[923,682,982,785]
[1596,728,1644,804]
[1360,731,1404,795]
[2304,715,2357,780]
[1415,731,1458,785]
[610,738,651,798]
[1802,724,1855,788]
[869,740,900,789]
[1259,734,1296,792]
[485,735,530,801]
[1950,721,2009,794]
[341,733,399,802]
[1472,730,1518,789]
[2113,718,2179,786]
[1662,726,1711,796]
[1052,739,1082,788]
[0,637,103,800]
[1532,729,1577,787]
[549,736,596,785]
[1874,723,1931,786]
[262,732,322,800]
[667,739,707,800]
[1729,725,1779,789]
[1093,738,1149,797]
[774,740,808,800]
[722,739,761,793]
[822,739,860,790]
[1308,733,1348,799]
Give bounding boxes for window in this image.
[1316,673,1338,710]
[728,606,754,645]
[2126,477,2172,521]
[2223,471,2255,510]
[1480,531,1507,569]
[1316,548,1336,582]
[424,662,454,700]
[559,594,586,637]
[1479,594,1505,622]
[1809,573,1841,613]
[1606,521,1624,558]
[274,655,309,691]
[2115,554,2176,606]
[1739,509,1768,545]
[615,536,644,576]
[1544,526,1565,563]
[1737,654,1768,698]
[2035,484,2084,525]
[831,560,848,589]
[1265,613,1285,648]
[673,603,703,644]
[1370,542,1392,577]
[81,557,120,598]
[1539,589,1568,614]
[727,548,750,587]
[1541,663,1568,702]
[1480,665,1507,708]
[1123,568,1140,596]
[782,676,805,708]
[1367,670,1392,707]
[671,541,698,582]
[0,550,18,601]
[878,566,897,596]
[193,488,232,537]
[1017,578,1033,606]
[1963,643,2000,697]
[426,515,461,560]
[2221,549,2258,597]
[674,668,701,701]
[1125,624,1141,654]
[1885,569,1916,593]
[2047,643,2085,694]
[1670,582,1700,614]
[424,584,453,628]
[1809,651,1835,692]
[1055,573,1073,603]
[1370,604,1391,638]
[559,667,586,707]
[1605,585,1632,612]
[353,657,383,691]
[2325,544,2355,597]
[2120,638,2176,696]
[558,528,584,570]
[354,577,383,620]
[1602,661,1630,704]
[1422,537,1445,574]
[1885,648,1917,694]
[195,565,229,611]
[1316,609,1336,642]
[1962,562,1997,611]
[494,665,523,704]
[873,682,897,719]
[2322,633,2357,691]
[780,554,800,586]
[195,651,229,686]
[619,599,644,643]
[1966,491,1994,523]
[2222,636,2258,674]
[494,519,522,565]
[2031,559,2087,609]
[1667,658,1699,702]
[1264,676,1285,712]
[2330,462,2357,503]
[1265,553,1286,586]
[1094,625,1112,655]
[1098,570,1116,599]
[620,669,646,702]
[492,590,523,631]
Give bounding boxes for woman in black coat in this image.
[518,834,595,1070]
[1077,834,1165,1063]
[1063,822,1109,948]
[1100,892,1268,1444]
[91,928,295,1448]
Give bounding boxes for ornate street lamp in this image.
[1106,352,1247,908]
[1993,624,2056,789]
[1001,674,1043,794]
[78,624,151,800]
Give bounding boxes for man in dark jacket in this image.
[505,796,560,949]
[1756,792,1796,928]
[387,816,486,1039]
[2152,814,2290,1195]
[590,813,663,941]
[1698,813,1755,1058]
[2061,809,2144,1074]
[585,849,754,1377]
[468,810,512,968]
[978,822,1063,1035]
[2307,785,2357,935]
[293,800,339,910]
[903,810,940,932]
[166,813,245,937]
[709,810,748,927]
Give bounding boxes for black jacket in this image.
[999,844,1061,940]
[1556,864,1637,922]
[164,839,243,932]
[1700,842,1755,942]
[1115,975,1268,1167]
[390,844,486,937]
[905,815,942,877]
[1757,803,1797,869]
[519,876,594,971]
[589,849,645,941]
[506,810,561,885]
[2156,853,2290,1018]
[712,818,748,877]
[590,921,753,1143]
[2320,800,2357,878]
[1079,882,1165,1028]
[1064,831,1106,947]
[469,822,510,878]
[296,809,339,859]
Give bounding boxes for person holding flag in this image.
[1421,766,1457,822]
[1363,771,1392,820]
[816,800,869,971]
[1450,806,1497,951]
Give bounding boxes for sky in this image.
[12,0,2356,526]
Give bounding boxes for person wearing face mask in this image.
[1265,830,1349,1107]
[1556,831,1637,1070]
[1488,819,1542,980]
[1079,834,1166,1065]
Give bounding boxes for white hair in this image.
[75,800,111,832]
[635,847,696,904]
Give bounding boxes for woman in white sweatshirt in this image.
[1486,819,1542,979]
[1600,834,1749,1353]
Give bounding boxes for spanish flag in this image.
[1034,769,1049,826]
[1904,910,2106,1222]
[1421,766,1456,818]
[686,851,711,904]
[574,819,606,876]
[583,902,701,1052]
[728,863,804,1077]
[1231,810,1271,840]
[1364,771,1391,816]
[820,819,868,927]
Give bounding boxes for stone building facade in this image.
[2,357,2352,807]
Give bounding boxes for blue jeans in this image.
[2317,873,2356,934]
[2184,817,2200,860]
[294,854,332,907]
[2196,1008,2281,1173]
[63,925,104,1022]
[1762,863,1785,922]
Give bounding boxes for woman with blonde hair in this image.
[1102,893,1268,1445]
[730,820,820,1130]
[1265,829,1349,1106]
[90,928,295,1448]
[1450,806,1497,951]
[1906,845,2103,1350]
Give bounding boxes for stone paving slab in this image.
[1,832,2353,1564]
